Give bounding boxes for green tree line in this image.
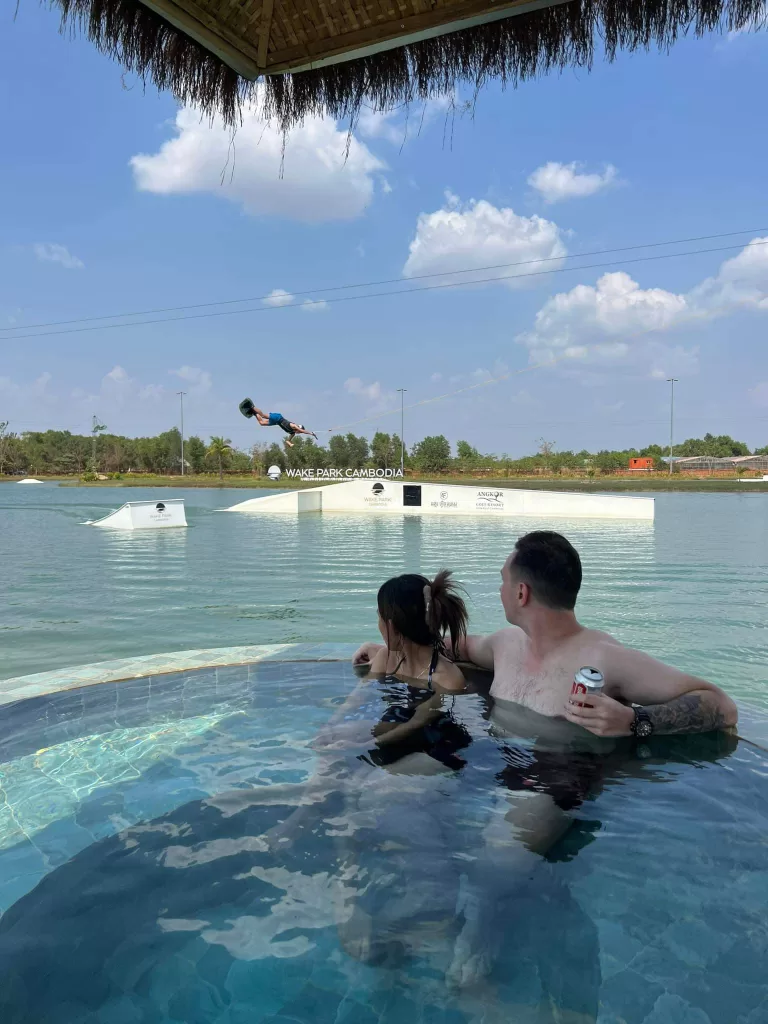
[0,421,764,478]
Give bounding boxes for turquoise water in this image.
[2,484,767,711]
[0,661,766,1024]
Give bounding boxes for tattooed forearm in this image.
[645,691,731,735]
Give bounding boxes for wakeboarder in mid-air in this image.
[239,398,318,448]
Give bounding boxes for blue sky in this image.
[1,8,767,456]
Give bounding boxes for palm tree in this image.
[206,436,231,480]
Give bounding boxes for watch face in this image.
[636,719,653,738]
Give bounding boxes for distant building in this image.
[672,455,768,474]
[628,457,655,472]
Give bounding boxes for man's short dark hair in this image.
[511,532,582,610]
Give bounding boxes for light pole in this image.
[396,389,406,476]
[667,378,678,476]
[177,391,186,476]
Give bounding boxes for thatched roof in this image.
[48,0,767,128]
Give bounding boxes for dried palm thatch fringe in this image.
[49,0,243,123]
[46,0,767,129]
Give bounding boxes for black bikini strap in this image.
[427,644,439,690]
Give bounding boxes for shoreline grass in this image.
[4,474,767,493]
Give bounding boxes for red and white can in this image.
[571,666,604,707]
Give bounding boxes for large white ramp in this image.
[223,480,654,521]
[84,499,188,530]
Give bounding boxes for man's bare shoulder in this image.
[579,627,624,651]
[489,626,528,643]
[488,626,526,648]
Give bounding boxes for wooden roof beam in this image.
[265,0,572,74]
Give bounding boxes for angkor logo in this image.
[155,502,166,512]
[371,483,385,495]
[476,490,503,508]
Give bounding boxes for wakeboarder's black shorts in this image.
[278,417,296,435]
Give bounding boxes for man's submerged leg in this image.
[446,790,572,988]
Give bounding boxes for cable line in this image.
[3,238,767,344]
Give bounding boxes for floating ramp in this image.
[223,480,654,521]
[84,499,188,530]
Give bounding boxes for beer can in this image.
[571,666,604,707]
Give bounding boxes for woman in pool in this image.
[359,569,470,770]
[262,571,473,968]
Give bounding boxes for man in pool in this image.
[353,530,738,736]
[239,397,318,448]
[352,531,739,986]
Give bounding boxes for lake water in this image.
[1,484,766,710]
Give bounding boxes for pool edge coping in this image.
[3,644,767,748]
[0,642,359,706]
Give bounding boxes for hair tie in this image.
[423,583,432,625]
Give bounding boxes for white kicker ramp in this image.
[223,480,654,521]
[84,499,188,530]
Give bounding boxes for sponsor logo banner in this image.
[476,489,504,509]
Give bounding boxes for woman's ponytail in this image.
[425,569,467,657]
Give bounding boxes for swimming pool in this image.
[1,650,766,1024]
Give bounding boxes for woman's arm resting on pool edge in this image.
[352,641,385,666]
[565,644,738,736]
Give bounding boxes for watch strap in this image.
[631,706,653,737]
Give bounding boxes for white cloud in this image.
[138,384,167,401]
[518,272,688,364]
[0,372,52,399]
[262,290,327,312]
[131,91,384,223]
[357,94,459,147]
[263,289,294,307]
[33,372,52,395]
[344,377,385,401]
[357,108,406,145]
[517,237,768,373]
[101,365,135,403]
[403,194,566,285]
[448,359,510,387]
[170,365,212,395]
[648,343,701,380]
[343,377,396,411]
[69,365,161,411]
[33,243,84,270]
[691,237,768,312]
[528,162,618,203]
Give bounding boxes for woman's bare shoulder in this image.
[433,656,467,692]
[369,647,391,674]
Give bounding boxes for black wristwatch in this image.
[631,707,654,739]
